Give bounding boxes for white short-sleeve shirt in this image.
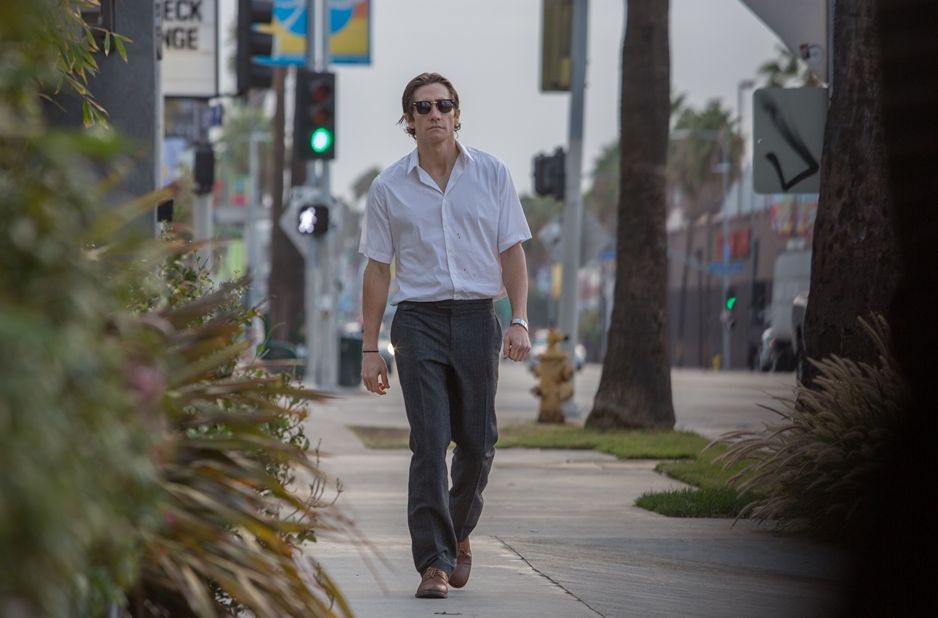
[359,143,532,305]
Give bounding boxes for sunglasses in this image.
[412,99,456,115]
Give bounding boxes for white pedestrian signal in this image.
[297,203,330,237]
[298,207,317,234]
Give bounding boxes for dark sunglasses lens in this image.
[437,99,454,113]
[415,101,433,114]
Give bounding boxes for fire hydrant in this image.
[531,329,574,424]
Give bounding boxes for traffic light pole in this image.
[319,0,338,389]
[557,0,588,417]
[302,0,320,386]
[301,0,337,388]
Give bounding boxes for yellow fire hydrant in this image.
[531,328,574,424]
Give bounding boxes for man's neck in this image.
[417,139,459,176]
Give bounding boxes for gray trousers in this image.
[390,299,501,574]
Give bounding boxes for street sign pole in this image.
[303,0,320,386]
[557,0,588,417]
[300,0,336,388]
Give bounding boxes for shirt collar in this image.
[406,141,473,175]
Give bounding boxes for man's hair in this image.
[398,72,462,138]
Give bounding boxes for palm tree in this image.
[350,166,381,203]
[585,0,674,429]
[583,142,619,228]
[802,0,900,382]
[267,67,305,344]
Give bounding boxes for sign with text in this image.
[269,0,371,65]
[162,0,218,98]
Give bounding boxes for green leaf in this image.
[81,100,93,127]
[113,36,128,62]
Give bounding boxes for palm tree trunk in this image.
[267,67,305,344]
[802,0,900,384]
[837,2,936,611]
[586,0,674,429]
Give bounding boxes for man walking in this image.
[359,72,532,599]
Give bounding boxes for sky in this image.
[218,0,784,201]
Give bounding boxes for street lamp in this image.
[737,79,758,367]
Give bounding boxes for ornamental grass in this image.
[712,315,911,540]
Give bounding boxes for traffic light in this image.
[722,287,738,331]
[193,142,214,195]
[294,69,336,161]
[724,287,738,311]
[297,202,330,238]
[533,147,565,201]
[236,0,273,95]
[541,0,572,92]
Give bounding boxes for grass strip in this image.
[348,422,710,460]
[347,425,410,449]
[346,422,758,519]
[640,444,760,518]
[654,444,754,490]
[635,487,751,518]
[495,423,709,460]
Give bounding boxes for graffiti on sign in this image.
[753,87,827,194]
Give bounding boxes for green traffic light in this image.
[310,127,333,153]
[725,296,737,310]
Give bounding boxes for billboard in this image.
[270,0,371,65]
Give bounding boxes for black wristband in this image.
[362,350,379,353]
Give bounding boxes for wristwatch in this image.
[509,317,529,331]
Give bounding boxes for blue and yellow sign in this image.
[270,0,370,65]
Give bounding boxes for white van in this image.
[758,248,811,372]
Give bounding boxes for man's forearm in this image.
[362,259,391,348]
[500,242,528,320]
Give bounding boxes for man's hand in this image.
[362,353,390,395]
[502,324,531,362]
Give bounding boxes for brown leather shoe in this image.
[415,567,449,599]
[449,538,472,588]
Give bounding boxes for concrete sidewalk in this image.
[302,364,846,618]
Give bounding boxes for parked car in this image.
[757,327,795,372]
[791,292,809,383]
[526,328,586,372]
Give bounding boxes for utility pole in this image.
[557,0,588,416]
